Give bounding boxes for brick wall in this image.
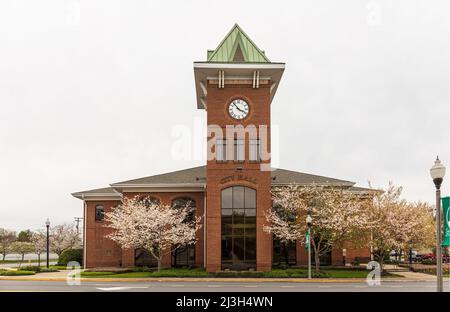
[206,83,272,272]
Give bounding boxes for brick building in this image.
[72,24,371,271]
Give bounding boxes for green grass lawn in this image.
[0,269,36,276]
[79,267,399,279]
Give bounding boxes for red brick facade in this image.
[205,83,272,272]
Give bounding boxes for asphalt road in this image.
[0,280,449,292]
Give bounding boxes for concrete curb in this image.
[0,276,439,283]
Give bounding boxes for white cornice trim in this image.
[194,62,285,70]
[111,183,205,188]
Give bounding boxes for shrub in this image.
[57,249,83,266]
[214,271,265,278]
[350,259,360,266]
[0,269,35,276]
[20,266,58,273]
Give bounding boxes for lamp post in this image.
[306,215,312,279]
[430,156,446,292]
[45,218,50,269]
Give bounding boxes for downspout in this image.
[82,194,87,269]
[203,186,207,268]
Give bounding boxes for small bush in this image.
[57,249,83,266]
[350,260,360,266]
[0,269,35,276]
[421,259,436,265]
[20,266,58,273]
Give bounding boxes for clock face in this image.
[228,99,249,120]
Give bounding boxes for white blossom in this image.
[104,196,202,271]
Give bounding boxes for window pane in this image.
[216,139,224,161]
[244,188,256,208]
[245,236,256,261]
[245,209,256,217]
[234,139,244,161]
[222,208,232,216]
[221,188,233,208]
[232,186,244,208]
[221,236,233,261]
[245,216,256,230]
[226,138,233,161]
[140,197,160,207]
[249,139,260,162]
[173,198,196,209]
[233,237,245,262]
[221,216,233,235]
[233,209,245,236]
[95,205,104,221]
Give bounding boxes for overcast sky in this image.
[0,0,449,231]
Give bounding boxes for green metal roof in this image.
[207,24,270,63]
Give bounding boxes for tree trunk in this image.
[19,254,24,268]
[157,259,161,272]
[38,253,40,267]
[314,251,320,271]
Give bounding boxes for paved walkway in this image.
[0,261,57,269]
[1,270,447,283]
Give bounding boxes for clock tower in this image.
[194,24,284,272]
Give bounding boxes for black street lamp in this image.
[430,156,446,292]
[306,215,312,279]
[45,218,50,269]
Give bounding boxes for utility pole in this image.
[74,217,83,235]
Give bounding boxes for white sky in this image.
[0,0,449,231]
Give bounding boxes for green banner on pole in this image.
[305,228,310,251]
[443,196,450,247]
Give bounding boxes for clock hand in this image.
[234,104,245,113]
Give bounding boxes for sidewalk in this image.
[0,270,447,283]
[0,261,57,269]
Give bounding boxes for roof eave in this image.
[194,62,285,110]
[71,192,123,201]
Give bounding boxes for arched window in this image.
[95,205,104,221]
[171,197,196,267]
[221,186,256,270]
[138,196,160,207]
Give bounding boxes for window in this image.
[216,138,227,162]
[249,139,261,162]
[95,205,104,221]
[171,197,196,267]
[139,196,160,207]
[273,238,296,267]
[234,139,245,162]
[221,186,256,270]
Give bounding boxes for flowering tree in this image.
[105,196,202,271]
[265,184,371,270]
[31,231,47,266]
[0,228,16,261]
[9,241,34,267]
[49,224,81,257]
[368,183,435,269]
[401,201,435,255]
